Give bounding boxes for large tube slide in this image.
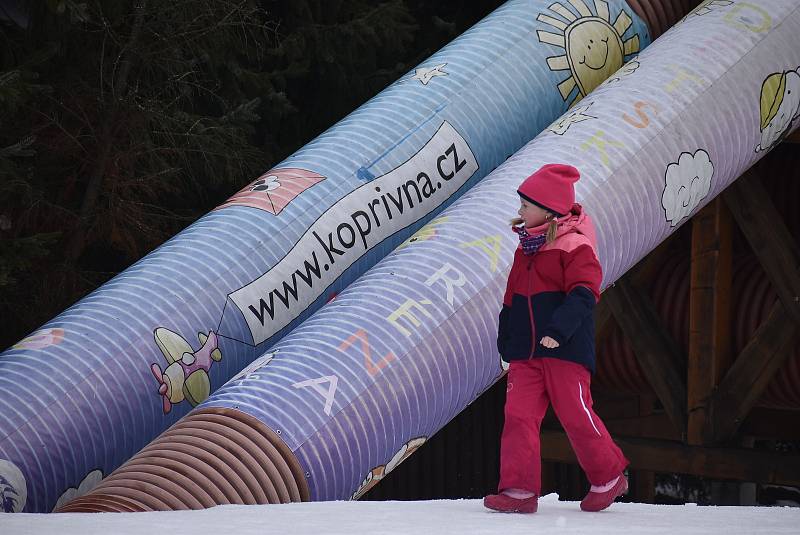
[65,0,800,513]
[0,0,658,513]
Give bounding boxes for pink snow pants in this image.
[498,357,629,495]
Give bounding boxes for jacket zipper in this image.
[527,258,536,359]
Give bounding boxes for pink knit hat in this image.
[517,163,580,217]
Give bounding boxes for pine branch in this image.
[64,0,149,268]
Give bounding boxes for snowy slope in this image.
[3,494,798,535]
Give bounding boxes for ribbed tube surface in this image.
[55,408,308,512]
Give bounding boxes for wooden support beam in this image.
[597,408,800,442]
[601,413,682,442]
[723,170,800,326]
[596,234,677,343]
[688,199,733,445]
[703,170,800,443]
[628,234,679,286]
[541,429,800,486]
[741,407,800,440]
[604,279,688,434]
[637,393,657,417]
[704,302,797,443]
[597,233,682,365]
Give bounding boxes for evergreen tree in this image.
[0,0,277,344]
[0,0,504,349]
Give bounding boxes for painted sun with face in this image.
[537,0,641,107]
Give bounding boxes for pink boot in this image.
[484,493,538,513]
[580,474,628,512]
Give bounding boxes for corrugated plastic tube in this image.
[2,0,654,513]
[73,0,800,513]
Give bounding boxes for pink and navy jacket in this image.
[497,204,602,372]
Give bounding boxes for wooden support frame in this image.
[687,199,733,445]
[741,407,800,440]
[600,413,682,442]
[595,235,677,341]
[595,407,800,442]
[541,429,800,486]
[604,278,688,434]
[704,303,797,443]
[703,169,800,443]
[724,169,800,326]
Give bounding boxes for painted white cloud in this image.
[757,69,800,153]
[662,149,714,227]
[53,469,103,511]
[0,459,26,513]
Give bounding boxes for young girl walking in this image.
[484,163,629,514]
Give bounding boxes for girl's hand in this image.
[540,336,559,349]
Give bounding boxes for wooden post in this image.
[687,199,733,445]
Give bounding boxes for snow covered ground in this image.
[2,494,798,535]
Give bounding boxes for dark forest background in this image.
[0,0,506,349]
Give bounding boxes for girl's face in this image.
[518,197,550,228]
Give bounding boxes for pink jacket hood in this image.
[524,203,598,253]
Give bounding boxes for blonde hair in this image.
[546,217,558,243]
[510,214,559,243]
